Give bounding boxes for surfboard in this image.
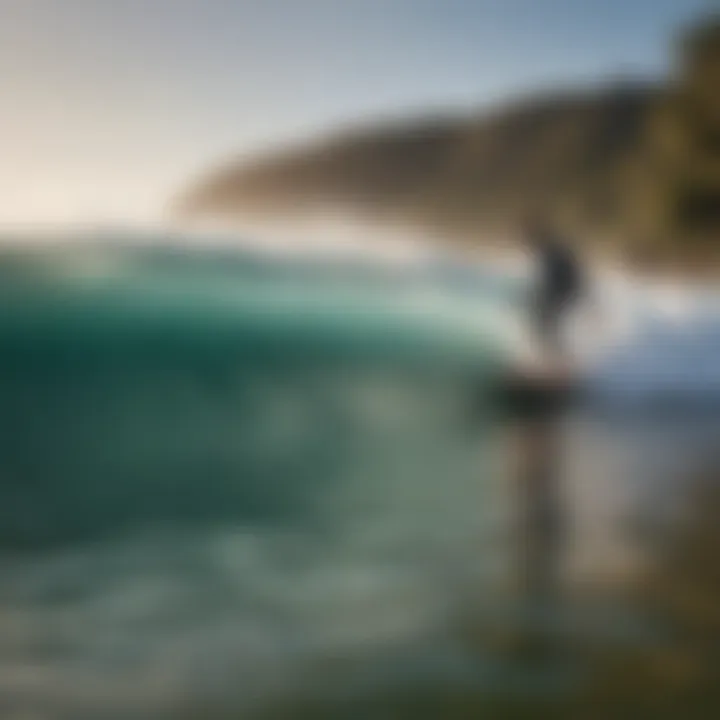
[492,360,581,418]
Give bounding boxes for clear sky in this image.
[0,0,709,228]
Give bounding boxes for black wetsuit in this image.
[533,237,583,354]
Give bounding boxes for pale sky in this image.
[0,0,709,228]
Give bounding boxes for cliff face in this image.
[177,17,719,259]
[178,86,655,239]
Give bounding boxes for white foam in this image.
[579,271,720,405]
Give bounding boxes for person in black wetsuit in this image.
[524,217,585,361]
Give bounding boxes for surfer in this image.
[523,216,585,368]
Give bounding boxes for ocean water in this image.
[1,238,719,718]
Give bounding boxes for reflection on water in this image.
[512,414,565,658]
[1,245,719,718]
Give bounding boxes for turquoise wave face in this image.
[0,243,516,547]
[0,245,519,362]
[4,243,720,718]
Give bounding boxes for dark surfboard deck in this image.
[491,367,581,419]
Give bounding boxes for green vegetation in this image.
[629,17,720,264]
[178,16,719,265]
